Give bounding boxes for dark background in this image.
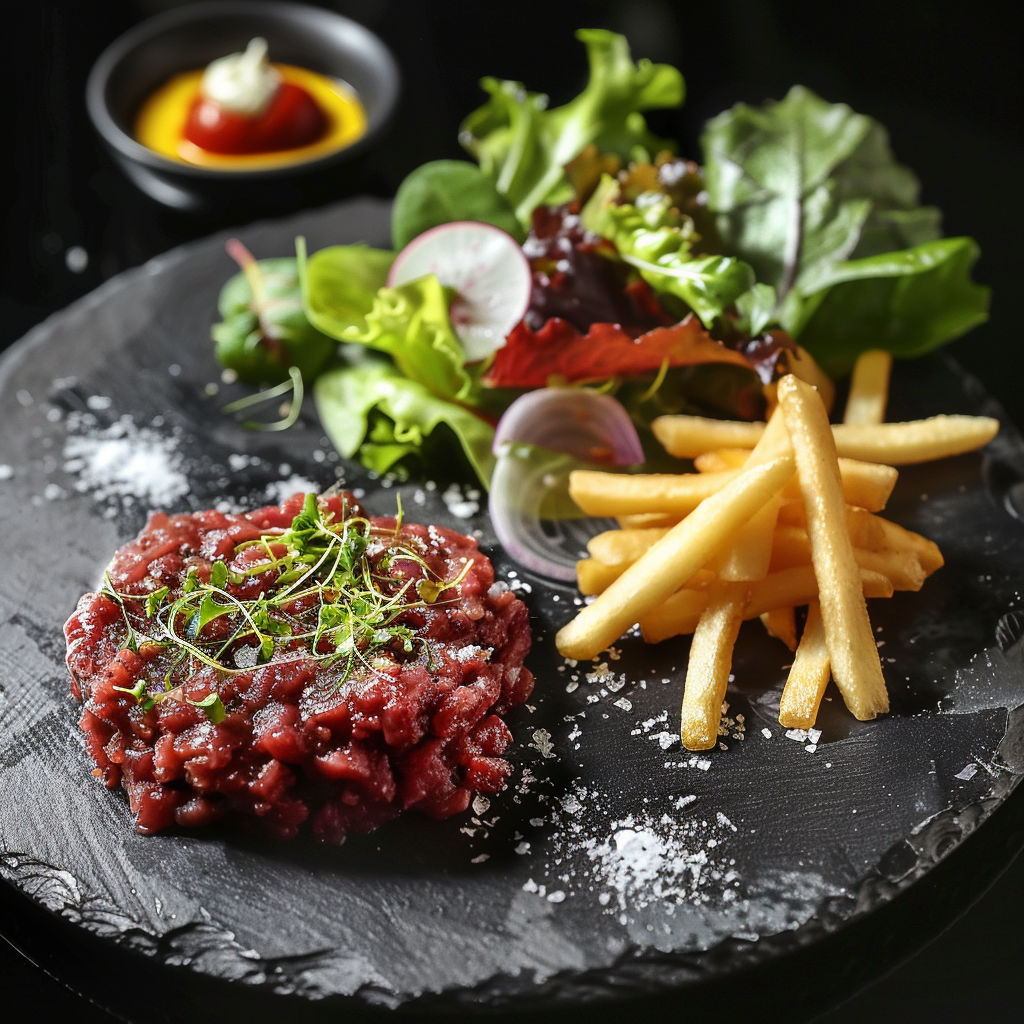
[3,1,1023,1021]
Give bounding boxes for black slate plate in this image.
[2,197,1024,1017]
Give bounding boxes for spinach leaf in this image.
[391,160,523,249]
[788,238,990,377]
[701,85,989,374]
[211,249,336,384]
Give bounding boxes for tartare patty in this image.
[64,492,534,842]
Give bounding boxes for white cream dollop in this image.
[200,37,281,117]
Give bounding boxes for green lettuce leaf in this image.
[786,238,990,377]
[701,85,989,374]
[314,359,496,485]
[580,174,766,332]
[460,28,684,227]
[299,241,475,403]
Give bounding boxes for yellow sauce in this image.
[134,63,367,170]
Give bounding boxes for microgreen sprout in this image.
[101,494,472,717]
[222,364,304,431]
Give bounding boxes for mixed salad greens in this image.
[213,28,988,496]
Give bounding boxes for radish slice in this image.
[489,389,643,581]
[387,221,531,363]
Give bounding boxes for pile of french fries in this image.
[555,350,999,751]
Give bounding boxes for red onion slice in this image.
[489,389,643,581]
[492,388,645,466]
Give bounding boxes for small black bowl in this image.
[86,0,400,215]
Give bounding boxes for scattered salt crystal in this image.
[530,729,556,759]
[265,474,320,504]
[62,414,189,509]
[761,728,772,739]
[471,854,489,864]
[955,763,979,781]
[613,697,632,712]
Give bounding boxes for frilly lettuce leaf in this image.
[299,240,475,403]
[580,174,767,333]
[298,239,495,485]
[460,28,684,228]
[701,85,989,373]
[314,359,496,484]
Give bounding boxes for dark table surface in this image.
[4,1,1023,1021]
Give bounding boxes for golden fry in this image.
[555,455,795,660]
[843,349,892,426]
[569,469,736,517]
[768,525,928,591]
[681,584,746,750]
[778,602,831,729]
[572,460,895,517]
[777,375,888,721]
[615,512,684,529]
[586,527,669,565]
[760,606,798,651]
[639,565,893,643]
[654,412,998,465]
[694,449,750,472]
[872,515,945,574]
[650,417,766,460]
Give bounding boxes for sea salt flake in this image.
[955,763,979,781]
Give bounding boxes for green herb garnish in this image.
[101,494,472,722]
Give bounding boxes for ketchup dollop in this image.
[184,83,328,155]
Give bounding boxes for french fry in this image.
[576,558,626,596]
[769,525,928,591]
[720,412,789,581]
[555,454,795,660]
[694,449,752,472]
[577,556,716,596]
[569,469,734,517]
[760,607,798,651]
[615,512,684,529]
[778,602,831,729]
[586,527,669,565]
[681,584,746,750]
[872,515,945,575]
[776,503,887,550]
[777,375,888,721]
[639,565,893,642]
[571,460,896,517]
[844,349,892,425]
[785,345,836,413]
[649,416,766,460]
[653,412,998,464]
[830,416,999,464]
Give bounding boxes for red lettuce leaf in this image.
[482,314,783,389]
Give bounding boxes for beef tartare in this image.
[64,492,534,842]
